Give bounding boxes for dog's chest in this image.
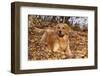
[59,37,67,50]
[53,36,68,51]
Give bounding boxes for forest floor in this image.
[28,26,88,60]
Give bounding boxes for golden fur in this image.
[40,23,73,58]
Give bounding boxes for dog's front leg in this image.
[53,42,60,52]
[65,40,73,58]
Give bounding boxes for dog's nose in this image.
[59,31,61,34]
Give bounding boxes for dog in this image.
[40,23,73,58]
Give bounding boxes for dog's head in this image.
[55,23,71,37]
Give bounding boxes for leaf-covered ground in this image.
[28,15,88,60]
[28,27,88,60]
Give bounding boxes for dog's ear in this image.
[64,24,72,33]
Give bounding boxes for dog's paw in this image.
[68,54,74,58]
[65,51,74,58]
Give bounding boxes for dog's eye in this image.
[62,27,65,29]
[58,27,60,29]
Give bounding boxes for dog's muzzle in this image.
[58,31,64,37]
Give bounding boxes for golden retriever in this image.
[40,23,73,58]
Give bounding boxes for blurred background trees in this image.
[28,15,88,31]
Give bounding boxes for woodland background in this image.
[28,15,88,60]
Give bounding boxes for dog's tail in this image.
[33,27,45,33]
